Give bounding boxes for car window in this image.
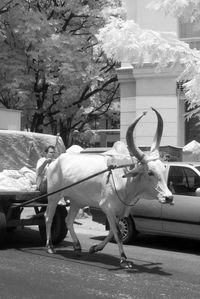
[168,166,200,195]
[184,168,200,190]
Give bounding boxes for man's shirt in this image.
[36,157,48,188]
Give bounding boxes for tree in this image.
[149,0,200,118]
[97,0,200,119]
[0,0,124,146]
[148,0,200,22]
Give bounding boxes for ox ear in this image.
[148,149,160,161]
[123,165,143,178]
[123,171,138,178]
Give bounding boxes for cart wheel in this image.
[7,207,21,232]
[39,205,68,245]
[0,207,7,243]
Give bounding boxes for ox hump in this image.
[66,145,84,154]
[103,141,135,168]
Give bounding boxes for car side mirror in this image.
[195,188,200,196]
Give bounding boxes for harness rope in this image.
[110,170,140,207]
[16,163,134,208]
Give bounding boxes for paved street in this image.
[1,210,200,299]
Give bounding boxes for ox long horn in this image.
[126,111,147,162]
[150,107,163,152]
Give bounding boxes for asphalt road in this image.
[1,214,200,299]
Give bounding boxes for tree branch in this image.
[0,0,13,14]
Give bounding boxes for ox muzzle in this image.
[159,193,174,204]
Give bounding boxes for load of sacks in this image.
[0,167,37,192]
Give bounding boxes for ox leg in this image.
[45,198,59,254]
[107,215,134,270]
[66,203,82,256]
[89,230,114,254]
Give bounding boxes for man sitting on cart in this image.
[36,145,56,194]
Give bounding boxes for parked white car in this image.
[90,162,200,244]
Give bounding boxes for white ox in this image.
[45,108,173,269]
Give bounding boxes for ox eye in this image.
[148,170,154,176]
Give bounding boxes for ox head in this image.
[125,107,173,204]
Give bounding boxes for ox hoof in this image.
[89,245,97,255]
[47,246,56,254]
[120,259,134,270]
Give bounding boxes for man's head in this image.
[45,145,56,159]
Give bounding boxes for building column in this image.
[117,66,136,144]
[117,65,184,147]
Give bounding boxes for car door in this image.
[162,165,200,238]
[132,197,162,233]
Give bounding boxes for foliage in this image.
[148,0,200,22]
[149,0,200,117]
[97,0,200,120]
[97,17,197,67]
[0,0,124,146]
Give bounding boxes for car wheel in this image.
[6,207,21,232]
[119,216,137,244]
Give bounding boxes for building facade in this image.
[119,0,199,147]
[0,109,21,130]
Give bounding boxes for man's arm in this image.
[36,158,51,176]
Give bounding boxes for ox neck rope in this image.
[110,170,139,207]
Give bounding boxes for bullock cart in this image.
[44,108,173,269]
[0,130,68,244]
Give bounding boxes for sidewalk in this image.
[74,214,106,236]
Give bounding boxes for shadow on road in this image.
[2,226,200,257]
[56,248,171,276]
[92,234,200,255]
[0,227,44,249]
[2,227,200,277]
[0,227,172,276]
